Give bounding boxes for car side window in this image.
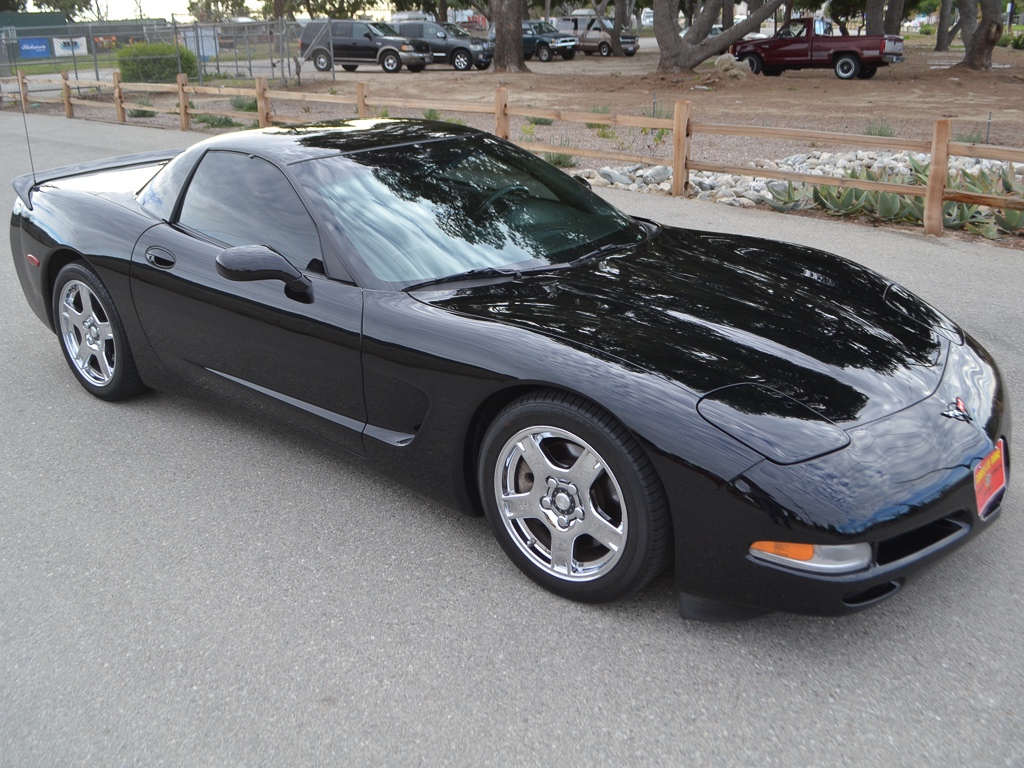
[178,150,322,270]
[405,24,422,36]
[332,21,349,37]
[352,22,371,38]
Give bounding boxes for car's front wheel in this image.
[598,41,611,56]
[452,48,472,70]
[479,391,671,603]
[741,53,763,74]
[380,51,402,73]
[52,261,143,401]
[536,44,553,62]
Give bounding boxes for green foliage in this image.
[29,0,92,21]
[127,97,156,118]
[994,209,1024,234]
[376,108,389,118]
[117,43,198,83]
[765,181,813,212]
[445,117,466,126]
[955,128,984,144]
[188,0,248,22]
[996,33,1012,47]
[1012,33,1024,50]
[520,122,536,141]
[193,113,241,128]
[423,108,441,121]
[230,95,258,112]
[586,104,611,130]
[527,115,555,126]
[544,137,579,168]
[919,24,935,35]
[0,0,27,11]
[864,118,895,137]
[596,125,616,139]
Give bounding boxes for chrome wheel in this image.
[452,49,472,70]
[495,426,627,581]
[58,278,116,387]
[480,391,671,602]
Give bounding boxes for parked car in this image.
[396,21,493,70]
[641,7,654,27]
[299,19,432,73]
[491,20,578,61]
[10,119,1009,619]
[732,17,904,79]
[554,16,639,56]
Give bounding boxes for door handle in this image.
[145,247,176,269]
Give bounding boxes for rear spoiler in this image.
[12,148,184,210]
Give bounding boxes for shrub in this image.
[1013,33,1024,50]
[117,42,197,83]
[996,33,1012,47]
[865,117,895,137]
[544,137,578,168]
[423,108,441,120]
[127,97,155,118]
[230,95,258,112]
[526,115,554,125]
[919,24,934,35]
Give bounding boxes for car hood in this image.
[428,225,955,428]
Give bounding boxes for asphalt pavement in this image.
[1,112,1022,766]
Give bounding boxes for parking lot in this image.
[1,112,1022,765]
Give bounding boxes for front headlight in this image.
[750,541,872,574]
[470,43,482,50]
[697,383,850,465]
[400,43,414,51]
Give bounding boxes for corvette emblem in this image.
[942,397,973,423]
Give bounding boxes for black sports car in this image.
[10,119,1010,619]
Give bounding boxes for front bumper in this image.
[668,335,1010,616]
[399,51,432,66]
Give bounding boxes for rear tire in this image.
[341,64,358,72]
[561,49,576,60]
[311,49,332,71]
[834,53,861,80]
[52,261,143,401]
[857,64,878,79]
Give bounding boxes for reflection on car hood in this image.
[430,225,951,427]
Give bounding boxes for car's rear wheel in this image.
[52,261,143,401]
[475,61,490,70]
[311,49,332,71]
[834,53,861,79]
[479,391,671,603]
[380,51,402,73]
[741,53,763,74]
[452,48,472,70]
[598,41,611,56]
[407,64,425,72]
[857,64,878,79]
[341,64,358,72]
[536,44,553,62]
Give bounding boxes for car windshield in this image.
[291,133,645,287]
[369,22,398,36]
[529,21,558,33]
[442,23,471,37]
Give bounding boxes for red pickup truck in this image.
[731,18,904,80]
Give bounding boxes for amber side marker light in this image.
[750,541,872,574]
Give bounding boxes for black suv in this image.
[299,20,431,73]
[488,20,578,62]
[396,21,493,70]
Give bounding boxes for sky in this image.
[27,0,196,22]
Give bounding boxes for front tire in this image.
[741,53,763,74]
[52,261,143,401]
[479,391,671,603]
[536,45,553,62]
[380,51,402,73]
[452,48,472,70]
[834,53,861,80]
[598,41,611,56]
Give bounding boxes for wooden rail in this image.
[10,69,1024,237]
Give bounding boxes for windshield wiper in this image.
[570,241,638,266]
[403,264,565,292]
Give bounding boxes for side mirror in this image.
[437,31,446,38]
[574,175,592,190]
[364,31,373,40]
[216,244,313,302]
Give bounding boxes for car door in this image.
[130,149,366,455]
[348,21,378,62]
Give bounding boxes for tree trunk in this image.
[612,0,631,54]
[722,0,734,31]
[961,0,1003,68]
[492,0,527,71]
[883,0,905,35]
[935,0,958,51]
[957,0,978,48]
[864,0,885,34]
[655,0,784,71]
[438,0,449,23]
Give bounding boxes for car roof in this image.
[190,118,485,164]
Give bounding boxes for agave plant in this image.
[812,184,870,216]
[995,208,1024,234]
[765,181,812,212]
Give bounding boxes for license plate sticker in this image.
[974,439,1006,518]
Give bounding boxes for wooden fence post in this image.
[255,76,270,128]
[61,71,73,118]
[923,118,950,237]
[356,82,367,118]
[112,70,126,123]
[495,87,509,140]
[18,69,29,113]
[176,72,190,131]
[671,100,691,197]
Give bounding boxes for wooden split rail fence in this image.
[4,69,1023,237]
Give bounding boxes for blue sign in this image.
[19,38,51,59]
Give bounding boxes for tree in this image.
[960,0,1003,68]
[653,0,784,72]
[0,0,27,11]
[188,0,250,21]
[32,0,98,21]
[826,0,867,35]
[491,0,526,71]
[935,0,961,51]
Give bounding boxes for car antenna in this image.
[19,83,38,188]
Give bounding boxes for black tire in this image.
[452,48,472,71]
[834,53,861,80]
[624,50,636,57]
[584,50,594,55]
[380,51,402,73]
[341,64,358,72]
[536,45,553,62]
[311,49,332,72]
[741,53,763,74]
[408,64,425,73]
[857,64,878,79]
[52,261,143,402]
[598,41,611,57]
[475,61,490,70]
[763,66,782,77]
[561,48,576,60]
[524,53,533,60]
[479,390,671,603]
